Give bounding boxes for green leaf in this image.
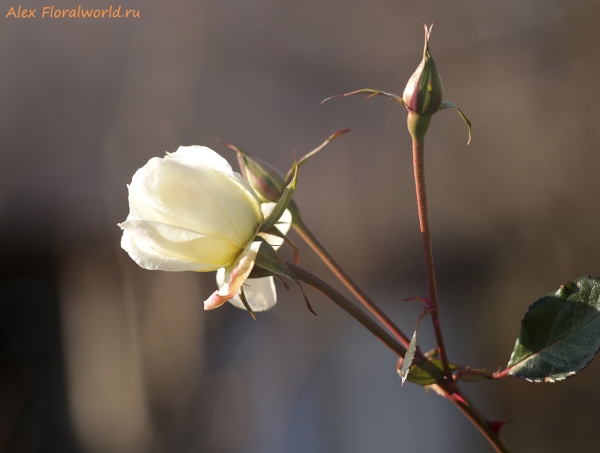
[254,237,316,315]
[406,359,459,386]
[506,276,600,382]
[440,101,472,144]
[260,160,297,233]
[399,307,433,386]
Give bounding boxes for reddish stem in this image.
[291,208,416,354]
[412,135,452,381]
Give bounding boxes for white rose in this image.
[119,145,266,310]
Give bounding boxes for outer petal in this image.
[120,220,239,271]
[216,269,278,312]
[204,240,262,310]
[259,203,292,250]
[128,146,263,249]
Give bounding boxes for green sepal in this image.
[506,276,600,382]
[247,266,290,289]
[219,139,286,202]
[440,101,472,144]
[238,287,257,320]
[260,225,301,265]
[284,129,350,185]
[254,236,316,315]
[322,88,405,107]
[247,266,277,279]
[260,159,298,233]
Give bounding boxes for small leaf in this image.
[254,237,316,315]
[506,276,600,382]
[440,101,472,144]
[260,160,297,233]
[406,359,459,386]
[399,307,433,386]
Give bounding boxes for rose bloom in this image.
[119,145,287,311]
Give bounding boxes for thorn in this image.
[402,295,431,306]
[488,420,510,436]
[453,393,467,405]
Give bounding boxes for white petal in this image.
[216,269,278,312]
[234,277,278,312]
[128,146,263,248]
[169,146,263,209]
[259,204,292,250]
[119,220,239,271]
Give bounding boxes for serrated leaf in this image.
[400,330,419,386]
[399,307,433,386]
[506,276,600,382]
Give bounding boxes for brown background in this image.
[1,0,600,452]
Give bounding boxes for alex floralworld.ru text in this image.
[6,5,140,18]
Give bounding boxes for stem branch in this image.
[288,262,407,358]
[290,262,512,453]
[290,207,416,355]
[411,131,452,381]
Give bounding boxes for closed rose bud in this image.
[402,22,443,116]
[237,153,287,203]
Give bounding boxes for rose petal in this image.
[216,269,278,312]
[128,146,263,249]
[259,204,292,250]
[204,240,262,310]
[120,220,239,271]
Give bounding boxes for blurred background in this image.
[1,0,600,451]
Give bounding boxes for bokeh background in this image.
[2,0,600,451]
